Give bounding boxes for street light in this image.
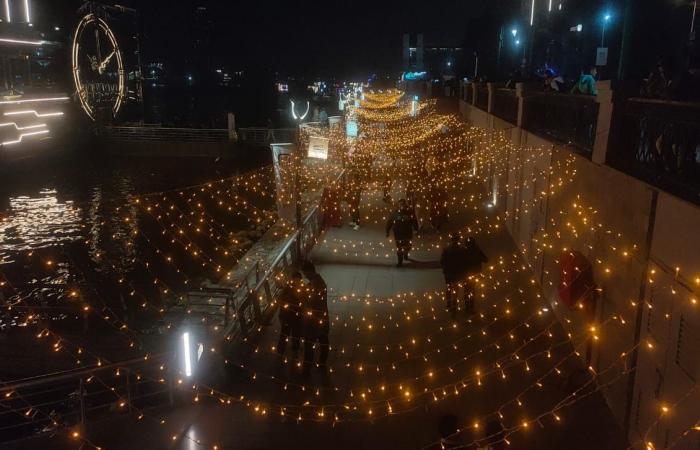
[601,12,612,47]
[511,28,518,37]
[289,99,310,258]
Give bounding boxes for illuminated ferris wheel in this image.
[71,12,126,122]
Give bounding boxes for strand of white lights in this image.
[0,97,69,105]
[0,122,46,130]
[0,37,44,45]
[4,110,64,118]
[2,129,49,145]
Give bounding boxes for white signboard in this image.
[596,47,608,67]
[270,143,298,223]
[328,116,342,128]
[346,121,358,138]
[308,136,330,160]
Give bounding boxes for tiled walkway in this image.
[11,183,628,450]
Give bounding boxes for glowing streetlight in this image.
[601,12,612,47]
[511,28,518,37]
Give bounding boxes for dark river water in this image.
[0,152,274,380]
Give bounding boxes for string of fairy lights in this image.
[0,88,698,449]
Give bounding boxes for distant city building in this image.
[402,32,463,80]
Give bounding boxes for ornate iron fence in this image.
[522,93,599,155]
[609,98,700,205]
[475,84,489,111]
[492,88,518,125]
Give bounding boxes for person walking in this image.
[346,172,363,230]
[463,237,488,314]
[277,271,305,359]
[386,199,419,267]
[440,235,468,317]
[301,261,330,374]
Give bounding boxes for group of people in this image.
[440,234,488,316]
[276,261,330,375]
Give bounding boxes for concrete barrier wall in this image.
[459,100,700,448]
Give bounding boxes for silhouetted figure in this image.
[463,237,488,314]
[346,172,363,230]
[301,261,330,374]
[386,199,419,267]
[277,272,304,359]
[440,235,469,316]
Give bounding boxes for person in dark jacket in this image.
[440,234,468,316]
[463,237,488,314]
[301,261,330,373]
[277,271,304,359]
[386,199,419,267]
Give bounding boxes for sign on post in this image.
[270,143,298,223]
[596,47,608,66]
[308,136,330,160]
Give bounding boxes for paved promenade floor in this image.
[9,182,628,450]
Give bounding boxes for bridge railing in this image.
[101,126,230,143]
[222,181,328,340]
[608,98,700,206]
[522,92,599,155]
[0,353,173,444]
[238,128,298,146]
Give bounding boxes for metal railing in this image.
[102,126,230,143]
[609,98,700,206]
[0,353,173,443]
[238,128,298,146]
[475,84,489,111]
[221,185,328,339]
[492,88,518,125]
[522,92,599,155]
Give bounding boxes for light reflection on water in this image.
[0,189,83,264]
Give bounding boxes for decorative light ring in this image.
[71,13,125,121]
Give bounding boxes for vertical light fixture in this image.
[182,332,192,377]
[530,0,536,26]
[548,0,552,12]
[24,0,30,23]
[4,0,10,22]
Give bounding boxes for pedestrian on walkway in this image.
[277,271,304,359]
[301,261,330,374]
[464,236,488,314]
[346,172,363,230]
[440,234,468,316]
[386,199,419,267]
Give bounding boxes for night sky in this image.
[93,0,492,78]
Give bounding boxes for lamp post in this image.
[601,13,611,47]
[290,99,309,259]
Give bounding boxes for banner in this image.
[270,143,298,223]
[308,136,330,160]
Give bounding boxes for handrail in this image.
[0,353,171,393]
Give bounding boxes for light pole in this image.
[601,13,611,47]
[290,99,309,259]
